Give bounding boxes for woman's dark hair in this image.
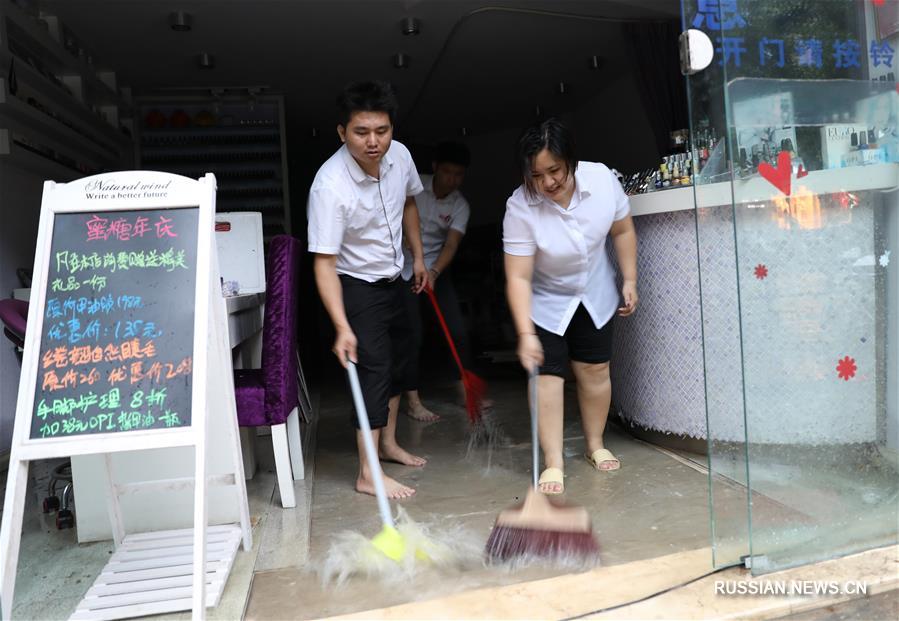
[336,80,398,127]
[433,141,471,167]
[517,118,577,199]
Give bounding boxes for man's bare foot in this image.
[356,473,416,499]
[379,443,427,467]
[405,402,440,422]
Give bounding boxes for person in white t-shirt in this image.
[308,81,429,499]
[399,142,473,422]
[503,118,638,495]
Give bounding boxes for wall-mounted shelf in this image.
[136,94,291,237]
[0,1,134,178]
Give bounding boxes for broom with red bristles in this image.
[485,368,599,562]
[424,285,487,424]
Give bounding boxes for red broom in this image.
[485,369,599,561]
[424,285,486,423]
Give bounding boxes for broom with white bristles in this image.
[485,367,599,561]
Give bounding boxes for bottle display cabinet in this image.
[136,94,291,238]
[0,0,133,180]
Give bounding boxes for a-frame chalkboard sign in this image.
[0,171,251,620]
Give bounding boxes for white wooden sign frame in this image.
[0,171,251,620]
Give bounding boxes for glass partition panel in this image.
[727,76,899,573]
[682,0,750,570]
[683,0,899,572]
[683,0,898,574]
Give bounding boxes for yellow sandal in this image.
[537,467,565,495]
[586,448,620,471]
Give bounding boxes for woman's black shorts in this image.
[536,304,614,377]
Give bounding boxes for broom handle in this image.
[425,285,465,374]
[347,360,395,529]
[529,367,539,490]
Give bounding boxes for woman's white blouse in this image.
[502,161,630,336]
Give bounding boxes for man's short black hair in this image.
[517,118,578,199]
[433,141,471,167]
[336,81,398,127]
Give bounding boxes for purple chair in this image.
[233,235,304,508]
[0,299,28,348]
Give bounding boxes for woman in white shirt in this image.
[503,118,638,495]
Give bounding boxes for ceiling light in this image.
[393,53,410,69]
[169,11,193,32]
[197,52,215,69]
[558,81,567,94]
[589,55,603,70]
[401,17,420,36]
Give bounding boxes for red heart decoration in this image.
[797,164,808,178]
[758,150,792,196]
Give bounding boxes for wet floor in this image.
[244,377,795,619]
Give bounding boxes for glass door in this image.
[683,0,899,573]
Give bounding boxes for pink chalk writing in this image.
[85,214,177,241]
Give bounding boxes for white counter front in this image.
[613,164,897,447]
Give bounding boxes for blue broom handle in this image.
[347,360,395,529]
[529,367,539,490]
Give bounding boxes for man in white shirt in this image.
[400,142,472,422]
[308,81,429,499]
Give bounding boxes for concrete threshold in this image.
[320,545,898,620]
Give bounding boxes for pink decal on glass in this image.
[758,151,792,196]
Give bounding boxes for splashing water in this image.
[319,507,484,587]
[466,410,510,464]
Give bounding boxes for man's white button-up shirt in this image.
[308,141,423,282]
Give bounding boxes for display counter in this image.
[612,163,898,445]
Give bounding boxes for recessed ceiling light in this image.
[401,17,420,36]
[393,53,410,69]
[169,11,193,32]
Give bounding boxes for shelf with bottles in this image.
[140,147,283,164]
[0,125,101,181]
[140,125,281,146]
[136,94,291,235]
[619,125,726,197]
[3,53,130,144]
[1,7,124,107]
[0,75,127,161]
[0,1,133,176]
